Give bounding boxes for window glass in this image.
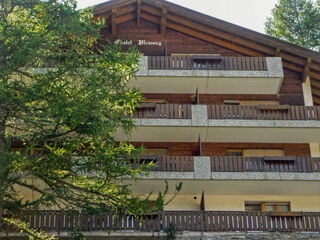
[143,99,167,104]
[226,149,243,156]
[223,100,240,106]
[245,201,290,212]
[245,204,261,211]
[245,149,284,157]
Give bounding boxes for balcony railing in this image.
[2,211,320,233]
[148,56,268,71]
[135,156,194,171]
[211,156,320,172]
[137,156,320,173]
[134,103,191,119]
[208,105,320,121]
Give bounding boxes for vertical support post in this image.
[274,47,281,57]
[302,76,313,106]
[160,8,167,36]
[302,58,311,83]
[111,8,117,36]
[194,157,211,179]
[136,0,141,26]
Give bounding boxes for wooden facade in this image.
[95,0,320,104]
[8,0,320,235]
[102,19,305,105]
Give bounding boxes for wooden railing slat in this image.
[5,211,320,233]
[148,56,268,71]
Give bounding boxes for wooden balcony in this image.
[134,156,194,172]
[211,156,320,173]
[134,103,191,119]
[145,156,320,173]
[208,105,320,121]
[135,56,283,95]
[2,210,320,233]
[122,104,320,143]
[133,104,320,121]
[148,56,268,71]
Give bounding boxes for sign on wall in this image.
[115,39,162,47]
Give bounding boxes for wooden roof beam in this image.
[311,86,320,96]
[136,0,141,26]
[141,3,315,68]
[160,8,167,36]
[312,95,320,105]
[111,8,118,36]
[303,58,312,83]
[140,12,264,56]
[311,79,320,89]
[275,47,281,57]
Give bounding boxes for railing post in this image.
[191,105,208,126]
[194,157,211,179]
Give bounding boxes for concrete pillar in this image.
[310,143,320,157]
[194,157,211,179]
[191,105,208,126]
[302,76,313,106]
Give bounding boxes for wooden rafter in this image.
[303,58,312,83]
[313,95,320,105]
[275,47,281,57]
[311,86,320,96]
[311,79,320,89]
[136,0,141,26]
[141,12,263,56]
[141,4,274,55]
[160,8,167,36]
[144,0,320,64]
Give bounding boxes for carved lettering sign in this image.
[115,39,162,47]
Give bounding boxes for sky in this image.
[77,0,279,34]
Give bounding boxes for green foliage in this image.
[165,223,176,239]
[0,0,178,235]
[265,0,320,51]
[3,217,56,240]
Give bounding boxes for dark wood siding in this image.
[130,142,310,157]
[279,68,304,105]
[142,94,279,104]
[102,19,245,56]
[101,19,304,106]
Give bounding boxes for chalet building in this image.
[95,0,320,234]
[6,0,320,236]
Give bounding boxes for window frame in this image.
[245,201,291,212]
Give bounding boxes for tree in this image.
[0,0,179,236]
[265,0,320,51]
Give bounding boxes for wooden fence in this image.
[2,211,320,233]
[211,157,320,172]
[148,56,268,71]
[132,156,194,171]
[208,105,320,120]
[134,104,191,119]
[150,156,194,171]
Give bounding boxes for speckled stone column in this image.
[194,157,211,179]
[191,105,208,126]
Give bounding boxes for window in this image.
[245,149,284,157]
[245,201,290,212]
[223,100,279,106]
[143,98,167,104]
[223,100,240,106]
[241,100,279,106]
[226,149,243,156]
